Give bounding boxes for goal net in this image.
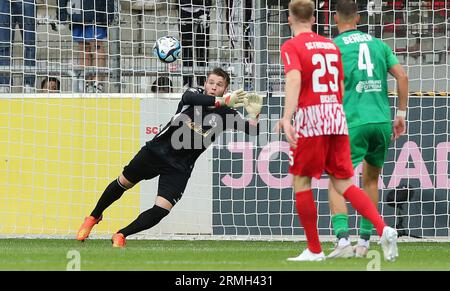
[0,0,449,241]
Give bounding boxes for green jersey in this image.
[333,30,399,128]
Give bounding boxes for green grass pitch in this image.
[0,239,449,271]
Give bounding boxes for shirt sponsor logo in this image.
[185,120,214,137]
[355,80,382,93]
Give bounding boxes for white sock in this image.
[357,238,370,248]
[338,238,350,248]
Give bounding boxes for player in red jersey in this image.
[277,0,398,262]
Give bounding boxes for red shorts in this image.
[289,135,354,179]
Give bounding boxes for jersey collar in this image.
[334,29,359,39]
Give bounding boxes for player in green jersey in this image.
[327,0,409,259]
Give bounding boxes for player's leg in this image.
[84,26,95,67]
[76,175,132,241]
[73,24,87,67]
[22,0,36,91]
[293,175,321,254]
[328,126,366,258]
[287,136,326,261]
[89,175,134,220]
[194,11,209,85]
[356,123,391,256]
[327,183,354,259]
[330,175,398,261]
[326,135,398,261]
[180,7,194,87]
[94,26,107,68]
[77,146,156,241]
[112,171,190,247]
[91,146,156,219]
[329,176,385,236]
[92,26,107,92]
[327,134,384,239]
[0,0,11,91]
[112,196,172,248]
[84,41,95,92]
[287,175,326,261]
[355,160,381,257]
[71,24,87,93]
[83,26,96,92]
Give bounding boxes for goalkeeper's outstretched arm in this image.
[181,89,217,106]
[229,92,263,136]
[181,88,247,108]
[244,92,263,126]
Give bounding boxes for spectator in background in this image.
[0,0,36,93]
[41,76,60,92]
[226,0,254,90]
[59,0,115,93]
[179,0,211,88]
[151,76,173,93]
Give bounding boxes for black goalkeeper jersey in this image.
[146,87,258,173]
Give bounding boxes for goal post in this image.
[0,0,449,240]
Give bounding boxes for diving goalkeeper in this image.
[76,67,263,247]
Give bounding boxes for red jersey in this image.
[281,32,348,138]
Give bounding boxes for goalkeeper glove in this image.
[215,89,247,109]
[244,92,263,121]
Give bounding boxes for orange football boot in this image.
[76,215,102,241]
[111,233,126,248]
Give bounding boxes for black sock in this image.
[90,178,128,218]
[118,205,170,237]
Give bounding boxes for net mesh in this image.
[0,0,448,240]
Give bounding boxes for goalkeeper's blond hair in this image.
[289,0,315,22]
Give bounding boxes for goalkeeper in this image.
[327,0,409,259]
[76,67,263,247]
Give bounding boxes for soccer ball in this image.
[153,36,181,63]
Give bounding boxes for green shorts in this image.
[348,122,392,169]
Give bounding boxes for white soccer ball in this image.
[153,36,181,63]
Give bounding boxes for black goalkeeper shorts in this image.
[122,145,191,206]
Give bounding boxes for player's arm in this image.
[276,41,301,148]
[389,64,408,112]
[383,41,408,139]
[280,69,301,148]
[389,64,409,139]
[244,92,263,127]
[181,88,217,106]
[181,88,246,108]
[283,70,301,121]
[227,92,263,135]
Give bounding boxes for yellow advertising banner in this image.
[0,98,141,235]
